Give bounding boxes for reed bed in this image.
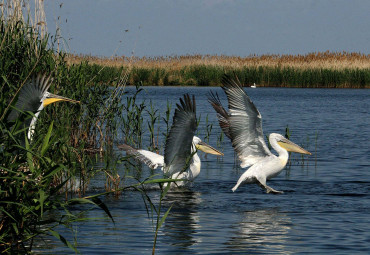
[66,52,370,88]
[67,52,370,70]
[0,6,175,253]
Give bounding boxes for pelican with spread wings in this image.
[208,75,311,194]
[118,94,223,187]
[7,74,80,140]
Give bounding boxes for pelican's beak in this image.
[277,138,311,155]
[196,141,224,156]
[43,94,80,107]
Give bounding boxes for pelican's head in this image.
[42,91,80,107]
[269,133,311,155]
[192,136,224,156]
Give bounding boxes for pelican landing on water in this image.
[118,94,223,187]
[208,74,311,194]
[7,74,80,140]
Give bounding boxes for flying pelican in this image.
[118,94,223,187]
[208,74,311,194]
[7,73,80,140]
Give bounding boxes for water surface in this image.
[36,87,370,254]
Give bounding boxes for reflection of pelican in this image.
[251,83,257,88]
[208,75,311,194]
[225,209,292,253]
[118,94,223,187]
[161,191,202,248]
[7,74,80,140]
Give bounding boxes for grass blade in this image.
[41,121,53,156]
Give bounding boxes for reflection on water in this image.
[161,190,203,249]
[226,209,292,254]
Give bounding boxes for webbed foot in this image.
[256,179,284,194]
[266,187,284,194]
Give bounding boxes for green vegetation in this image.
[67,54,370,88]
[61,63,370,88]
[0,11,177,254]
[0,16,117,253]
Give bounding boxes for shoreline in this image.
[65,52,370,88]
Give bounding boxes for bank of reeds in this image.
[0,10,174,254]
[66,53,370,88]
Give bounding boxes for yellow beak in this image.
[277,138,311,155]
[196,141,224,156]
[43,95,80,107]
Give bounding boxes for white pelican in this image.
[7,73,80,140]
[118,94,223,187]
[208,74,311,194]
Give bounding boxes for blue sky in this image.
[44,0,370,57]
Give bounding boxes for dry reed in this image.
[65,51,370,71]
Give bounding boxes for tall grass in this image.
[1,5,206,252]
[0,11,122,251]
[0,8,176,254]
[66,53,370,88]
[0,121,116,253]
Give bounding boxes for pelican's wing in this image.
[221,74,272,167]
[8,74,52,122]
[207,91,232,139]
[164,94,197,174]
[118,144,164,169]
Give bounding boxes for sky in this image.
[43,0,370,57]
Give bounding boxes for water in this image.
[36,87,370,254]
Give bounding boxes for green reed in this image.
[216,130,225,152]
[203,114,213,144]
[0,120,115,253]
[147,100,160,152]
[0,16,176,253]
[120,83,145,147]
[70,62,370,88]
[0,18,115,251]
[161,101,172,143]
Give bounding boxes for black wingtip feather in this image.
[177,93,195,114]
[221,73,244,90]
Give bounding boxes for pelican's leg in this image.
[256,178,284,194]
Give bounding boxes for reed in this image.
[161,101,172,144]
[147,100,160,152]
[1,7,195,252]
[66,52,370,70]
[0,10,176,253]
[65,53,370,88]
[0,14,120,251]
[0,120,116,253]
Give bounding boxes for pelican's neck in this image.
[28,104,44,140]
[189,152,201,180]
[270,138,289,165]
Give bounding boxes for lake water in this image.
[36,86,369,254]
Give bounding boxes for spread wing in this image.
[164,94,197,175]
[220,74,272,167]
[8,74,52,122]
[118,144,164,169]
[207,91,232,139]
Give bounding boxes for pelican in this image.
[7,73,80,140]
[118,94,223,187]
[208,74,311,194]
